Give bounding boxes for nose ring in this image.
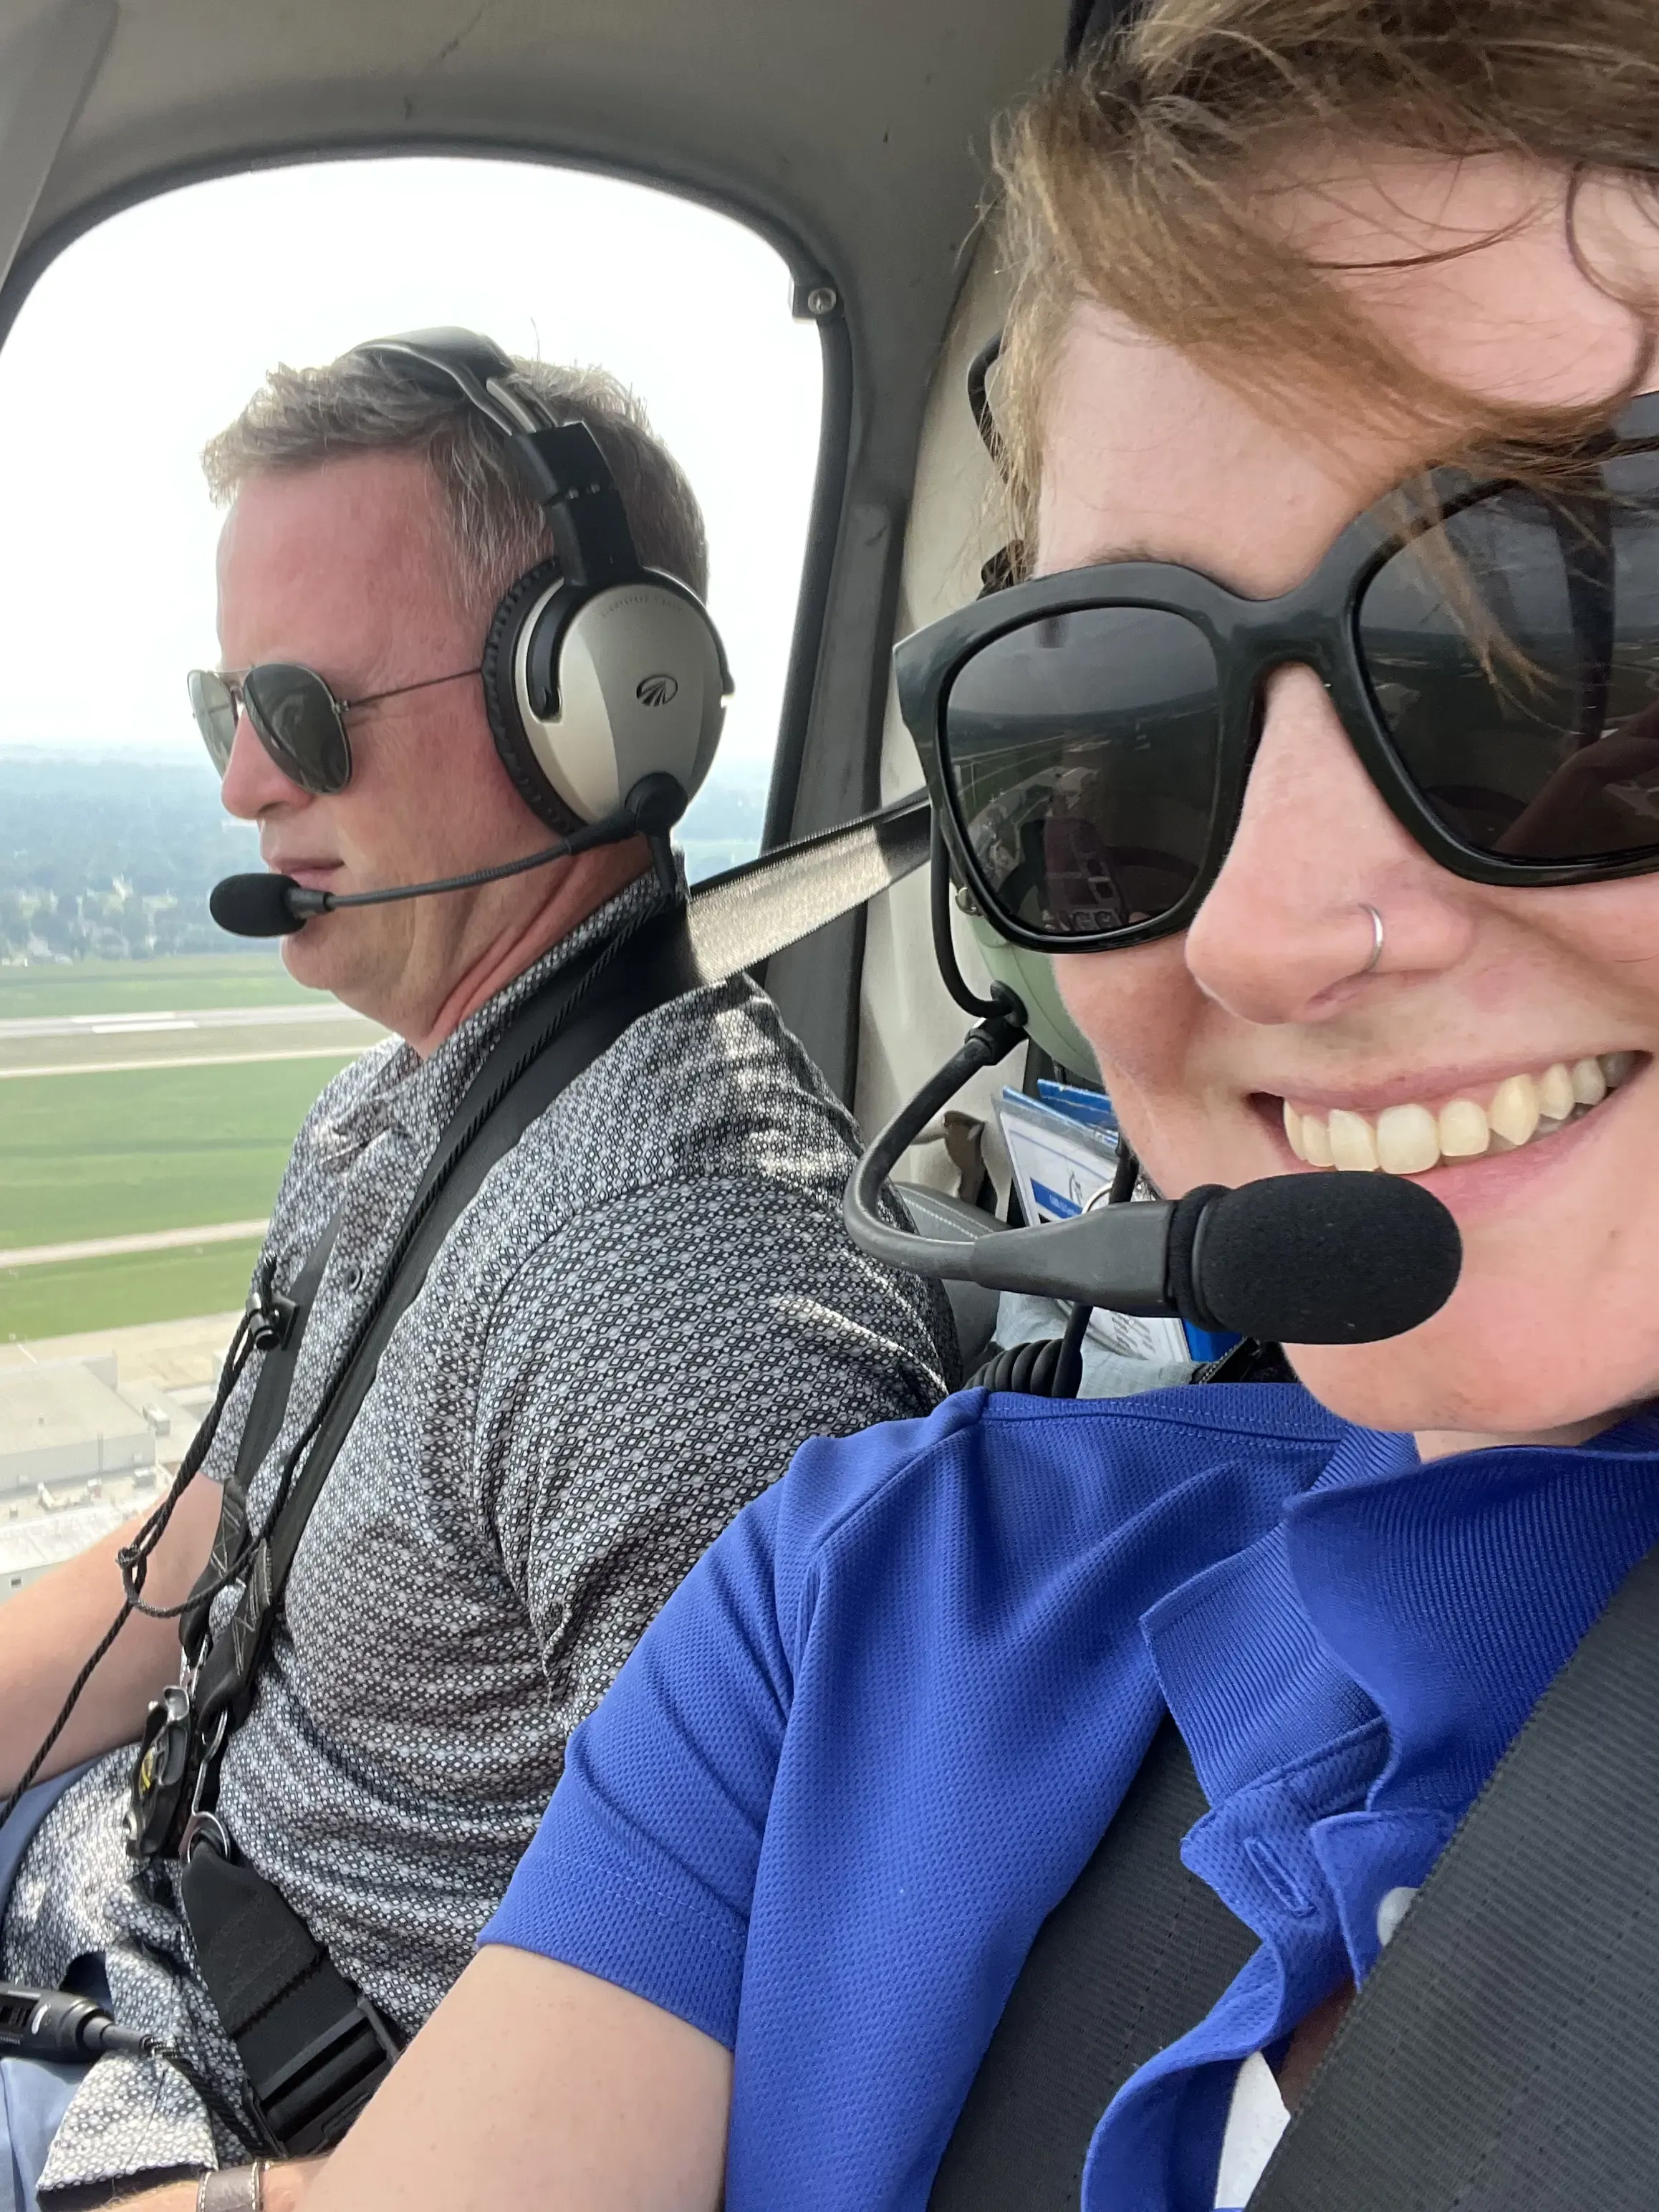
[1359,902,1385,976]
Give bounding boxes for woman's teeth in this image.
[1282,1052,1636,1175]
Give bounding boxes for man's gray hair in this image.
[203,343,710,627]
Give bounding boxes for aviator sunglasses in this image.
[898,390,1659,953]
[188,661,481,795]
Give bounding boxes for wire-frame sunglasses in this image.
[188,662,481,795]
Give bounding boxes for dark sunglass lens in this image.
[939,606,1223,938]
[188,670,239,776]
[1360,460,1659,865]
[241,663,351,794]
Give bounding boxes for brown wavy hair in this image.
[993,0,1659,565]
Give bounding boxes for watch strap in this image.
[197,2161,265,2212]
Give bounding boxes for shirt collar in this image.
[1286,1405,1659,1814]
[1087,1408,1659,2212]
[312,868,670,1160]
[1145,1408,1659,1824]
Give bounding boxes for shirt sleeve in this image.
[478,1484,792,2047]
[475,1393,986,2048]
[467,1170,946,1811]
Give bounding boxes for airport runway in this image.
[0,1004,361,1039]
[0,1000,385,1077]
[0,1219,270,1270]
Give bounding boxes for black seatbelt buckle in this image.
[181,1832,405,2155]
[251,1990,401,2155]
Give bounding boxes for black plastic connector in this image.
[510,425,639,587]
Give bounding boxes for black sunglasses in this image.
[188,661,481,795]
[898,392,1659,953]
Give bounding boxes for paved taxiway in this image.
[0,1000,385,1079]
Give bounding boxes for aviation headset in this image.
[920,0,1146,1082]
[359,327,731,837]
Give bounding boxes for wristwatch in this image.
[197,2163,266,2212]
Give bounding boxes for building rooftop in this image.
[0,1360,155,1486]
[0,1496,131,1579]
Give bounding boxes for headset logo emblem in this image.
[636,673,679,707]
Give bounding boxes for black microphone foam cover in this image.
[1187,1173,1461,1345]
[210,873,304,938]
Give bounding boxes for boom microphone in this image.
[844,1011,1462,1345]
[209,774,688,940]
[1168,1173,1461,1343]
[898,1172,1461,1345]
[209,870,311,939]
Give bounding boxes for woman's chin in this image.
[1285,1312,1659,1448]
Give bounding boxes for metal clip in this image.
[178,1709,231,1862]
[193,1708,229,1792]
[124,1683,196,1860]
[180,1808,231,1862]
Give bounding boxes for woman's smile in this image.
[1274,1049,1643,1173]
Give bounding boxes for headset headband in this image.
[360,327,552,434]
[354,327,642,590]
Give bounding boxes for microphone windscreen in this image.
[1193,1174,1461,1345]
[210,872,304,938]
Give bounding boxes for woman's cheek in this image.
[1054,939,1215,1186]
[1054,940,1197,1080]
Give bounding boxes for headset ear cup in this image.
[480,557,580,831]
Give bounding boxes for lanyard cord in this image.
[188,897,654,1722]
[0,897,665,1842]
[0,1304,264,1837]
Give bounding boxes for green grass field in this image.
[0,1056,357,1251]
[0,954,359,1340]
[0,1239,265,1342]
[0,951,310,1020]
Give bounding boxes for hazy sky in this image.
[0,156,822,774]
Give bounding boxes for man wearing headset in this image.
[0,337,953,2212]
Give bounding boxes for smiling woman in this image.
[1024,151,1659,1446]
[291,8,1659,2212]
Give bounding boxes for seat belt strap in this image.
[929,1718,1257,2211]
[178,1836,399,2158]
[1253,1533,1659,2212]
[177,1218,342,1665]
[188,899,699,1749]
[165,902,698,2154]
[683,791,929,982]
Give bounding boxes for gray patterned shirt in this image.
[3,876,954,2195]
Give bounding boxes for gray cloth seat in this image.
[891,1182,1003,1375]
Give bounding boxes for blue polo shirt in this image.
[483,1384,1659,2211]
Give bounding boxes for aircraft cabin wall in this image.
[856,241,1015,1206]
